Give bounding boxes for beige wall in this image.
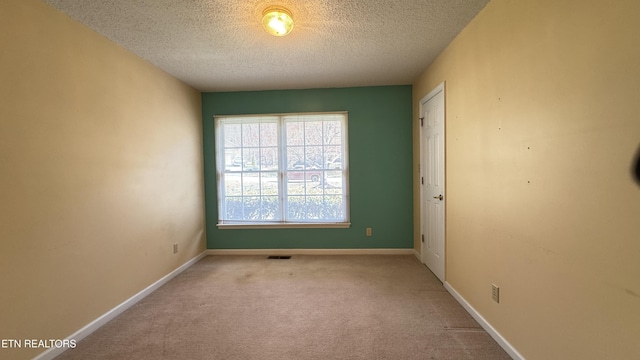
[413,0,640,358]
[0,0,205,358]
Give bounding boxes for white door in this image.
[420,83,445,282]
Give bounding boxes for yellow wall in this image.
[413,0,640,358]
[0,0,206,358]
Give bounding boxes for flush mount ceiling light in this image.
[262,6,294,36]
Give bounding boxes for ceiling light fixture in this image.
[262,6,294,36]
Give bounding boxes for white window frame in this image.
[214,112,350,229]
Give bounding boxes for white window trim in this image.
[214,112,350,228]
[216,222,351,229]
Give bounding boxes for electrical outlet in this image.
[491,284,500,303]
[173,243,178,254]
[366,227,372,236]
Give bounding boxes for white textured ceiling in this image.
[41,0,489,92]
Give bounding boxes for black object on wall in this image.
[633,145,640,186]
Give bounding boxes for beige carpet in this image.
[55,255,511,360]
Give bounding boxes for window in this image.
[215,112,349,228]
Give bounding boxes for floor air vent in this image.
[267,256,291,260]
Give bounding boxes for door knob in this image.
[433,195,443,201]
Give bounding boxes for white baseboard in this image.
[412,249,421,260]
[444,282,525,360]
[205,248,415,256]
[34,251,207,360]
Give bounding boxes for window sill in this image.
[216,222,351,229]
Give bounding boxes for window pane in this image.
[223,173,241,196]
[241,123,260,147]
[261,196,279,220]
[243,197,261,220]
[242,148,260,171]
[304,146,323,168]
[323,195,344,219]
[307,180,325,195]
[223,123,241,148]
[285,121,304,145]
[323,121,342,145]
[224,197,243,220]
[260,122,278,147]
[286,180,305,195]
[287,196,306,220]
[224,149,240,170]
[260,172,278,194]
[286,146,305,169]
[304,121,323,145]
[261,147,278,170]
[241,173,260,196]
[304,196,323,219]
[325,170,343,192]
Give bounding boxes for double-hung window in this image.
[215,112,349,228]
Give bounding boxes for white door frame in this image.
[419,82,445,282]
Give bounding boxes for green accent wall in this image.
[202,86,413,249]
